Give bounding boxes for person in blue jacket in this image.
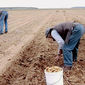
[0,11,8,34]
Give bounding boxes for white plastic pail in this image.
[44,67,63,85]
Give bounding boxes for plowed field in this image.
[0,9,85,85]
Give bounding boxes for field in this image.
[0,9,85,85]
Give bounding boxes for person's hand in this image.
[59,49,63,54]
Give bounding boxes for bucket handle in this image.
[45,74,63,85]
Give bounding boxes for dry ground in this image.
[0,9,85,85]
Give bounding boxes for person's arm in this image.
[51,30,64,55]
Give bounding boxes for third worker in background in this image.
[0,11,8,35]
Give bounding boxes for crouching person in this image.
[45,22,85,71]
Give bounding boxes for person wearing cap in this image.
[0,11,8,34]
[45,22,85,71]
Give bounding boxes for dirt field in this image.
[0,9,85,85]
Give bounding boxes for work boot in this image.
[61,65,72,71]
[5,31,8,33]
[0,33,3,35]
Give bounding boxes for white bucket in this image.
[44,66,63,85]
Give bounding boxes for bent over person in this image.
[45,22,85,71]
[0,11,8,34]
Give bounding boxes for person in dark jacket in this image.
[45,22,85,71]
[0,11,8,34]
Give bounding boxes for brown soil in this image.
[0,10,85,85]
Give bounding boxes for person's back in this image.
[53,22,75,43]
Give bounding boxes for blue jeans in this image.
[0,11,8,34]
[62,24,84,66]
